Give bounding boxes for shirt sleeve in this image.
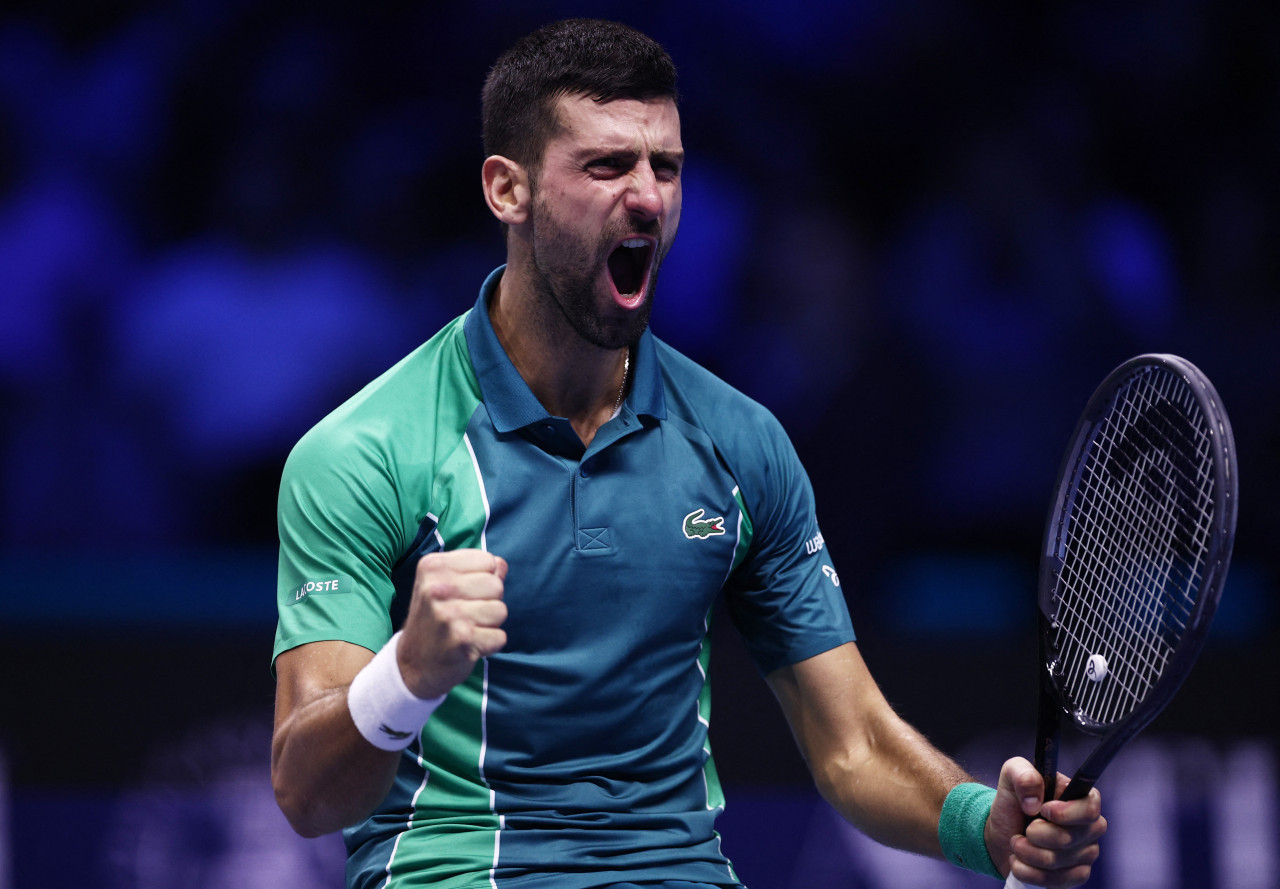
[722,408,855,677]
[272,419,410,670]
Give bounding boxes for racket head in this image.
[1036,354,1237,785]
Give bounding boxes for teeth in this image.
[621,238,648,248]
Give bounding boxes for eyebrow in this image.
[651,148,685,168]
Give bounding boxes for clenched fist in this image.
[397,549,508,700]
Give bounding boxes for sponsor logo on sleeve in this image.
[287,575,354,605]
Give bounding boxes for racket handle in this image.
[1004,875,1043,889]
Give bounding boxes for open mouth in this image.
[607,237,655,301]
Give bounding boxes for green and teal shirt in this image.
[273,268,855,888]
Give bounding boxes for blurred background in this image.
[0,0,1276,886]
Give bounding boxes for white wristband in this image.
[347,631,445,751]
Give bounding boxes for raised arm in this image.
[272,550,508,837]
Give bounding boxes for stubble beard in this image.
[527,197,661,352]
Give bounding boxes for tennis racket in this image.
[1004,354,1237,889]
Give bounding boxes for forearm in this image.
[768,643,973,859]
[810,712,971,857]
[272,683,401,836]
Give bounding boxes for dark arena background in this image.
[1,2,1277,887]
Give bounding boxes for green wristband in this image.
[938,782,1001,879]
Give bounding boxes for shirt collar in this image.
[464,266,666,434]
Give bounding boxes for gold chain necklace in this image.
[612,351,630,415]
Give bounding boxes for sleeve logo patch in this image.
[683,509,726,539]
[287,575,354,605]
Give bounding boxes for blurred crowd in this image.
[0,0,1276,603]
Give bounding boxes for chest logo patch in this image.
[683,509,726,539]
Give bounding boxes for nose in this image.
[624,162,665,221]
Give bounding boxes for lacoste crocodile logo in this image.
[683,509,726,539]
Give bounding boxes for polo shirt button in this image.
[580,463,590,478]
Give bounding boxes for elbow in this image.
[807,732,885,821]
[284,813,331,840]
[812,745,863,806]
[272,765,353,838]
[273,776,328,838]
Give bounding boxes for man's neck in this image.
[488,267,628,448]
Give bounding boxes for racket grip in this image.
[1004,875,1044,889]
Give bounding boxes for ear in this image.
[481,155,531,226]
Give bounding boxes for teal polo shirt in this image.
[274,268,854,889]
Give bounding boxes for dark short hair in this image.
[482,19,678,172]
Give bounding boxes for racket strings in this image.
[1066,377,1205,708]
[1060,378,1207,718]
[1050,367,1217,729]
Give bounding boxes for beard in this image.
[526,196,666,351]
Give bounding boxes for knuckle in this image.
[416,551,445,576]
[449,617,475,646]
[420,578,455,601]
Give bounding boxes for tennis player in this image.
[271,18,1106,889]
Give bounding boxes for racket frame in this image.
[1030,353,1238,803]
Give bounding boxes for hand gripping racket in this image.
[1004,354,1237,889]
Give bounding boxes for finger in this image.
[1022,819,1080,853]
[425,597,508,637]
[417,558,506,600]
[1026,817,1107,858]
[1013,828,1101,872]
[424,572,505,601]
[453,598,507,629]
[467,626,507,659]
[418,549,507,577]
[999,756,1047,817]
[1042,787,1104,827]
[1020,820,1105,878]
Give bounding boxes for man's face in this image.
[525,93,683,350]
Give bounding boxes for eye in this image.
[586,157,627,177]
[653,159,682,181]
